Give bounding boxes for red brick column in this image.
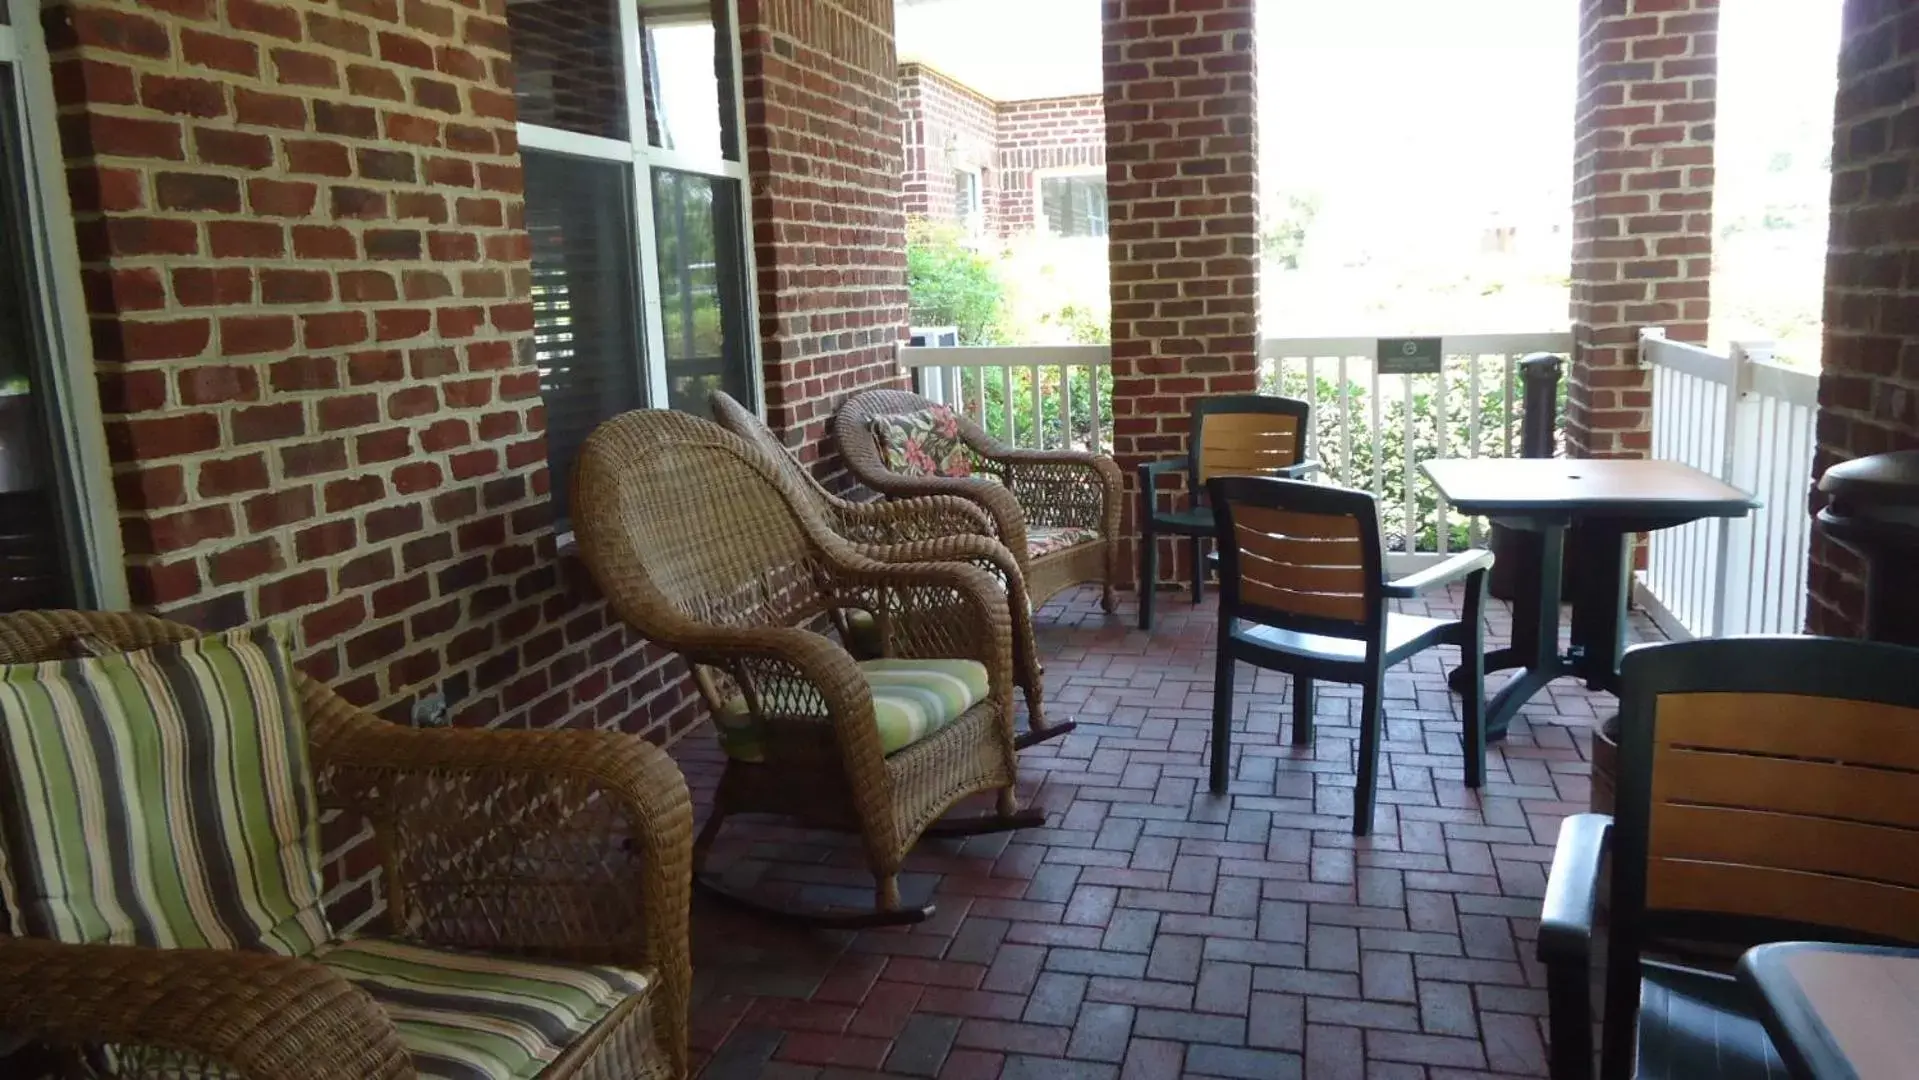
[740,0,909,488]
[1567,0,1718,459]
[1806,0,1919,635]
[1104,0,1260,587]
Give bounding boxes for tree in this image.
[906,218,1007,344]
[1261,191,1321,271]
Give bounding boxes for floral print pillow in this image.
[872,405,976,479]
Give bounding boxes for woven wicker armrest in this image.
[853,533,1024,587]
[0,937,408,1080]
[309,691,693,1075]
[829,557,1013,684]
[827,492,999,545]
[989,448,1123,533]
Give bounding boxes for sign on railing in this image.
[1638,329,1818,639]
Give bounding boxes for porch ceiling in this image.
[896,0,1102,102]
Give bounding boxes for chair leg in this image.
[1139,525,1159,631]
[1353,673,1384,837]
[1292,675,1315,746]
[1210,646,1235,793]
[1190,535,1205,604]
[1461,572,1489,788]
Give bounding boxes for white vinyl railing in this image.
[899,332,1574,560]
[1638,329,1818,639]
[1262,333,1574,557]
[901,342,1114,453]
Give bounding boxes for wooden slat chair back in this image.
[1644,693,1919,941]
[1213,479,1383,638]
[1193,398,1309,487]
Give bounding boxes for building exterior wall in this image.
[1104,0,1261,586]
[1566,0,1718,460]
[50,0,907,922]
[996,94,1104,238]
[743,0,910,485]
[899,61,997,232]
[1806,0,1919,636]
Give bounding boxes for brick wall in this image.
[898,62,997,231]
[52,0,907,922]
[1566,0,1718,459]
[741,0,909,487]
[997,94,1105,238]
[1104,0,1260,586]
[1806,0,1919,636]
[50,0,706,922]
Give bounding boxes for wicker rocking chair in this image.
[708,391,1071,749]
[0,610,692,1080]
[571,410,1042,927]
[832,388,1125,614]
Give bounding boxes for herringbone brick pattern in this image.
[680,585,1653,1079]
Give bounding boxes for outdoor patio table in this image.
[1421,457,1755,741]
[1738,942,1919,1079]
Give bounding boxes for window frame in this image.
[954,167,982,234]
[515,0,763,417]
[0,0,128,609]
[1035,167,1109,240]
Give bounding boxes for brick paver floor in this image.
[677,583,1656,1079]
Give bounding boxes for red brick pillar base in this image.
[1103,0,1261,591]
[1567,0,1718,461]
[1806,0,1919,636]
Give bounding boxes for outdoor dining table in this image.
[1421,457,1756,740]
[1738,942,1919,1079]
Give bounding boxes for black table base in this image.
[1448,522,1633,741]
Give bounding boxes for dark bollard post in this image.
[1488,354,1565,602]
[1817,450,1919,644]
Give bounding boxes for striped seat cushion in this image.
[318,938,649,1080]
[0,624,329,955]
[714,658,990,762]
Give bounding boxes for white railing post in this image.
[1709,342,1753,637]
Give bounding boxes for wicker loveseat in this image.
[0,610,692,1080]
[832,388,1124,614]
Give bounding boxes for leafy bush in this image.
[907,219,1007,345]
[1263,358,1563,552]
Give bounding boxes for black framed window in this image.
[653,169,751,413]
[523,151,645,520]
[508,0,760,528]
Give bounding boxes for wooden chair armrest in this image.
[0,938,407,1080]
[1382,549,1495,598]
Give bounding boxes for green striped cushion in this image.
[0,624,329,956]
[318,938,648,1080]
[863,659,989,752]
[714,658,989,762]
